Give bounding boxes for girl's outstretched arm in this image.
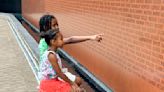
[63,34,103,44]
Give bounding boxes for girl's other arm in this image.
[48,53,73,84]
[48,53,81,92]
[63,34,103,45]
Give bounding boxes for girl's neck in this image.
[48,46,58,51]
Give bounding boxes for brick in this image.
[161,43,164,48]
[121,3,125,7]
[131,4,140,8]
[160,37,164,42]
[159,18,164,24]
[148,79,156,86]
[144,10,152,15]
[141,5,150,9]
[153,11,160,16]
[161,6,164,10]
[149,16,157,22]
[155,24,163,29]
[155,65,164,72]
[151,5,160,10]
[136,0,144,3]
[161,49,164,54]
[126,3,131,7]
[135,9,143,14]
[128,0,136,3]
[139,37,152,44]
[153,41,160,46]
[122,8,130,12]
[132,14,140,19]
[136,20,144,25]
[151,34,159,40]
[140,15,147,21]
[126,18,135,23]
[161,61,164,67]
[145,0,153,3]
[161,12,164,17]
[153,0,162,4]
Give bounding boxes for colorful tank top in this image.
[38,50,63,80]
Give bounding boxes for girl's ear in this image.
[50,39,54,45]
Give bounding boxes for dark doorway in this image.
[0,0,21,13]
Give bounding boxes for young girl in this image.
[39,29,82,92]
[39,14,103,86]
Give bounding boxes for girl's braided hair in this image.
[39,14,58,38]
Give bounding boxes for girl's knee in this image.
[75,77,82,86]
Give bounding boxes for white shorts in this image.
[58,68,76,82]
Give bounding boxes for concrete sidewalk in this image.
[0,16,37,92]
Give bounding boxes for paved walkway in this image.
[0,16,37,92]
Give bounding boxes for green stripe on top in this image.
[39,38,49,61]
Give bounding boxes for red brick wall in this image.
[22,0,164,92]
[22,0,45,28]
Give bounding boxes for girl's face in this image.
[51,19,58,30]
[51,32,64,48]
